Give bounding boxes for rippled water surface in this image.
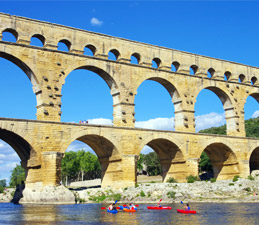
[0,202,258,225]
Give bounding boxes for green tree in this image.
[0,179,6,187]
[61,151,79,185]
[199,152,213,173]
[143,152,161,176]
[137,153,144,173]
[9,164,25,187]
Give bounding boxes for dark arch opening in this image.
[250,147,259,173]
[239,74,245,83]
[131,53,140,64]
[30,34,45,47]
[108,49,120,61]
[251,77,258,86]
[190,65,198,75]
[58,39,71,52]
[152,58,161,69]
[171,61,180,72]
[84,45,96,56]
[207,68,215,78]
[61,66,117,123]
[201,143,239,180]
[2,28,18,42]
[224,71,232,81]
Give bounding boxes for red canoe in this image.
[147,206,172,210]
[177,209,197,214]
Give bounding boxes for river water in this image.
[0,202,258,225]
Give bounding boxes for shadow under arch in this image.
[249,147,259,173]
[0,52,39,91]
[143,138,186,182]
[202,142,239,180]
[67,134,121,188]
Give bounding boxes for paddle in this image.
[157,198,162,207]
[181,201,183,204]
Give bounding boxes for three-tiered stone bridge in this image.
[0,13,258,190]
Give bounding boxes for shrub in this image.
[140,190,145,197]
[135,183,139,188]
[89,193,106,202]
[243,187,251,192]
[247,175,254,181]
[229,183,234,186]
[110,193,121,201]
[186,175,200,183]
[0,186,4,193]
[167,191,176,199]
[167,177,177,183]
[210,178,216,183]
[232,175,240,182]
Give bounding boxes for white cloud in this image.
[90,17,103,26]
[87,118,113,126]
[252,110,259,118]
[195,112,225,132]
[136,117,174,131]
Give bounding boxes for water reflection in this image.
[0,202,259,224]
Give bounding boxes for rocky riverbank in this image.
[75,175,259,204]
[1,175,259,204]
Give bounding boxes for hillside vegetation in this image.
[199,117,259,138]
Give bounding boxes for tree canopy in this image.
[61,150,101,185]
[9,164,25,187]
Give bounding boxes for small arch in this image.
[84,44,96,56]
[207,68,215,78]
[108,49,120,61]
[2,28,18,42]
[58,39,71,52]
[131,53,140,64]
[224,71,232,81]
[238,74,245,83]
[171,61,180,72]
[249,147,259,173]
[30,34,45,47]
[190,65,198,75]
[251,76,258,86]
[152,57,161,69]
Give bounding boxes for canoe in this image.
[107,209,118,214]
[123,208,136,212]
[147,206,172,210]
[177,209,197,214]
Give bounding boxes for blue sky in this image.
[0,1,259,182]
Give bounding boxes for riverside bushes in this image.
[186,175,200,183]
[166,177,177,183]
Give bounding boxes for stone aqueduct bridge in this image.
[0,13,259,189]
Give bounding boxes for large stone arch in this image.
[0,51,39,93]
[0,128,40,185]
[194,85,236,135]
[249,147,259,173]
[134,76,182,130]
[139,138,186,182]
[63,131,121,188]
[200,142,239,180]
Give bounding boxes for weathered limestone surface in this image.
[0,13,258,202]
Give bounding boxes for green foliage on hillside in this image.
[199,117,259,138]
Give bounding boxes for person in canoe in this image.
[183,203,190,211]
[129,203,137,210]
[157,202,162,207]
[108,203,117,211]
